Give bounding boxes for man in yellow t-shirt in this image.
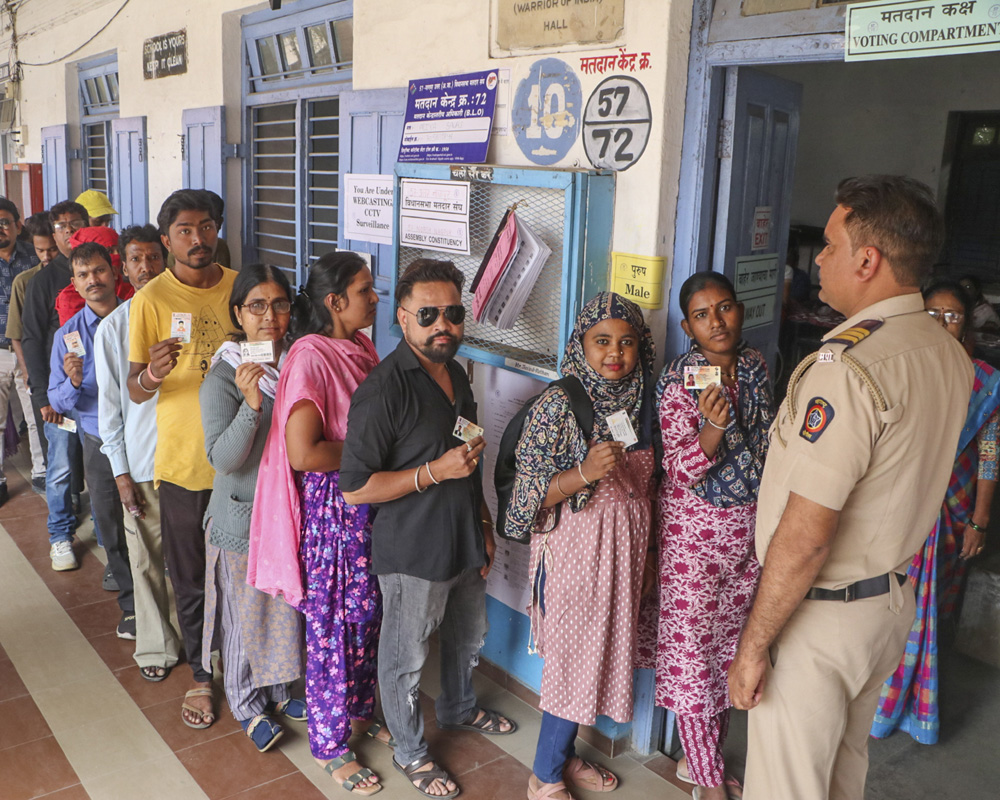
[127,189,236,730]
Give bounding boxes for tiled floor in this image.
[0,450,691,800]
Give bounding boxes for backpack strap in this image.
[554,375,594,440]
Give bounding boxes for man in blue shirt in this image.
[0,196,39,507]
[49,241,135,637]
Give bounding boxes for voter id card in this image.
[683,365,721,390]
[57,417,77,434]
[170,312,192,343]
[606,410,638,447]
[63,331,86,358]
[240,340,274,364]
[453,416,484,443]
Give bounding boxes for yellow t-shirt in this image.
[128,266,237,491]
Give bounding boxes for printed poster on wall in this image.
[735,253,781,331]
[343,174,394,246]
[398,70,500,164]
[399,178,472,255]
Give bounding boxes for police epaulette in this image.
[825,319,883,349]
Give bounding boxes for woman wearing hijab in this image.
[507,292,658,800]
[654,272,773,800]
[199,264,304,751]
[248,252,386,795]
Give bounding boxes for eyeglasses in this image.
[401,304,466,327]
[242,299,292,316]
[53,220,86,233]
[0,219,15,229]
[927,309,964,325]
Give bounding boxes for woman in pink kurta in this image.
[654,273,773,800]
[507,293,659,800]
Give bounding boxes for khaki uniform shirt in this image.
[756,293,973,598]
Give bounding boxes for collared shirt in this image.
[0,240,39,347]
[340,338,486,582]
[4,263,42,341]
[22,254,72,407]
[755,293,973,596]
[95,298,157,481]
[48,301,120,438]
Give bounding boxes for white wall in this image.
[762,51,1000,227]
[354,0,694,350]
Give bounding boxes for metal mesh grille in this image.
[83,121,109,194]
[398,181,566,373]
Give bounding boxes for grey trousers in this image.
[82,434,133,613]
[377,567,489,766]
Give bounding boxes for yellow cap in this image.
[74,190,118,218]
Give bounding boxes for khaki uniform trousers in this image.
[744,583,915,800]
[122,480,181,669]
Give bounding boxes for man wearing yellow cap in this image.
[75,190,118,228]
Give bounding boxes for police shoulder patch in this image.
[826,319,883,349]
[800,396,835,443]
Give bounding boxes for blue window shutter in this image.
[110,116,149,230]
[181,106,225,197]
[41,124,69,206]
[338,88,406,358]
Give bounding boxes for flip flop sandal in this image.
[365,719,396,748]
[139,665,170,682]
[438,707,517,736]
[325,749,382,796]
[241,714,284,753]
[180,687,215,729]
[274,697,307,722]
[675,760,695,785]
[394,755,459,799]
[563,756,619,792]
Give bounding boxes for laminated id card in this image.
[240,340,275,364]
[606,410,638,447]
[63,331,86,357]
[170,312,192,343]
[683,365,721,390]
[453,416,484,443]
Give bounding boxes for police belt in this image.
[805,572,907,602]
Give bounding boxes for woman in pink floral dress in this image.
[654,272,773,800]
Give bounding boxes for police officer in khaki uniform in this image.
[728,175,973,800]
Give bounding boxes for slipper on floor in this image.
[527,776,572,800]
[139,665,170,682]
[394,755,458,798]
[365,719,396,748]
[180,687,215,730]
[242,713,284,753]
[274,697,307,722]
[324,748,381,796]
[438,707,516,736]
[676,761,696,785]
[563,756,618,792]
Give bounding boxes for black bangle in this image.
[968,520,987,534]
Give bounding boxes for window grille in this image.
[251,102,297,279]
[83,120,110,194]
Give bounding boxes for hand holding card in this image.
[453,416,485,443]
[240,340,275,364]
[170,312,192,344]
[683,365,721,390]
[63,331,86,357]
[606,410,638,447]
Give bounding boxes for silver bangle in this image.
[414,465,427,494]
[578,464,592,485]
[706,418,727,431]
[136,369,158,393]
[425,461,441,485]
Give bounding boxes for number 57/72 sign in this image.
[582,76,652,172]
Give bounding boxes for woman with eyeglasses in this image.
[247,252,387,794]
[871,279,999,745]
[199,264,305,753]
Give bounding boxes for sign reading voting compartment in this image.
[399,71,499,164]
[735,253,780,330]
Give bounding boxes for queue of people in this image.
[0,174,985,800]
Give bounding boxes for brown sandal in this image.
[394,755,459,798]
[180,687,215,729]
[527,775,572,800]
[563,756,618,792]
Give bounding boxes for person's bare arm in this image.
[286,400,344,473]
[728,492,839,709]
[127,338,181,404]
[342,437,485,506]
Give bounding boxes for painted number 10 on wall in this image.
[513,57,583,166]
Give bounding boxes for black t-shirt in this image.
[340,338,485,581]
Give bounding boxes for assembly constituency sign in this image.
[846,0,1000,61]
[398,71,499,163]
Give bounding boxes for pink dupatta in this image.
[247,332,379,607]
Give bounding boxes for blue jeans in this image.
[533,712,579,784]
[44,420,77,545]
[377,568,488,766]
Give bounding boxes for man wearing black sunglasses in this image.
[342,259,514,798]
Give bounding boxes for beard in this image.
[411,330,460,363]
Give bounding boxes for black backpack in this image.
[494,376,594,543]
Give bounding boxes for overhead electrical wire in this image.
[18,0,131,67]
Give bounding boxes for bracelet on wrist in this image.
[578,463,593,485]
[554,471,572,498]
[968,520,987,534]
[481,518,493,528]
[706,418,727,431]
[425,461,441,485]
[137,369,159,393]
[145,366,164,384]
[414,465,427,494]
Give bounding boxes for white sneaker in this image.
[50,541,78,571]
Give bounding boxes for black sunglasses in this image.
[401,304,466,327]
